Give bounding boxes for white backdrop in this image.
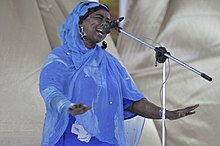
[117,0,220,146]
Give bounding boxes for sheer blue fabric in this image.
[39,1,145,146]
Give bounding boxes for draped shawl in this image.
[39,1,145,146]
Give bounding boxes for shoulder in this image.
[105,51,124,67]
[52,46,72,62]
[43,46,72,68]
[103,50,127,74]
[51,46,69,58]
[104,50,119,62]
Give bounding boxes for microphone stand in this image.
[113,18,212,146]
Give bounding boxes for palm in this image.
[68,103,92,116]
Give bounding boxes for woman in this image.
[39,1,199,146]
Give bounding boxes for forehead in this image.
[88,9,110,19]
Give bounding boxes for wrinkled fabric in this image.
[39,1,145,146]
[118,1,220,146]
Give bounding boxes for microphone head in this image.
[103,24,111,34]
[118,17,124,22]
[103,17,124,34]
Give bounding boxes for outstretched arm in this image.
[127,98,199,120]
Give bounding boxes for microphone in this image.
[103,17,124,34]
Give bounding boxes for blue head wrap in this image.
[39,1,145,146]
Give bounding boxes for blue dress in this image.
[55,98,133,146]
[54,65,135,146]
[55,116,115,146]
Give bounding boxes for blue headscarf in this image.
[59,1,109,69]
[40,1,145,146]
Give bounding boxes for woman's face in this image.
[80,9,110,48]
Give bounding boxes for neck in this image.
[83,40,95,49]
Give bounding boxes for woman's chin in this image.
[95,33,106,42]
[94,37,105,44]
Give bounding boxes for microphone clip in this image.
[154,47,171,66]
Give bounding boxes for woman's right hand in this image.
[68,103,92,116]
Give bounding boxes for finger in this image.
[169,105,198,120]
[78,106,91,113]
[186,111,196,116]
[78,102,84,108]
[178,110,196,118]
[75,106,85,112]
[70,103,82,109]
[83,106,92,112]
[69,104,92,116]
[75,106,92,115]
[74,105,91,114]
[78,105,91,111]
[71,103,79,109]
[185,104,199,111]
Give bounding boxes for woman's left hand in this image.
[68,103,92,116]
[166,104,199,120]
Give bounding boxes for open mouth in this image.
[96,28,104,36]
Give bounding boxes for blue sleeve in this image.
[123,98,137,120]
[40,54,68,93]
[120,66,145,120]
[39,53,71,145]
[120,67,145,101]
[39,53,71,112]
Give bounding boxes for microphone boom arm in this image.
[115,25,212,82]
[114,18,212,146]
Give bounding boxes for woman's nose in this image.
[101,22,107,26]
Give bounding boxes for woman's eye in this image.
[96,17,102,20]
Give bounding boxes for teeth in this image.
[98,32,103,36]
[97,28,102,32]
[97,29,103,34]
[97,28,104,36]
